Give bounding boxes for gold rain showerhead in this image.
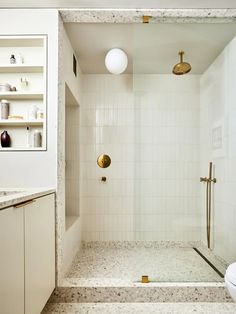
[172,51,191,75]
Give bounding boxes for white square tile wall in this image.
[81,74,200,242]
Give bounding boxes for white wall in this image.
[200,37,236,263]
[81,74,200,242]
[0,9,58,188]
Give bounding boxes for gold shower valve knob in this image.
[97,154,111,168]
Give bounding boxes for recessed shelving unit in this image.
[0,35,47,151]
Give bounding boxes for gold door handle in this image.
[14,199,36,208]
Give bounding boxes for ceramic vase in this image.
[1,130,11,147]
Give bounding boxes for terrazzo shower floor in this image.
[64,245,225,286]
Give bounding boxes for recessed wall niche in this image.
[0,35,47,151]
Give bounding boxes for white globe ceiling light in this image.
[105,48,128,74]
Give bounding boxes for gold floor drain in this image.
[141,275,149,283]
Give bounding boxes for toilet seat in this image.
[226,263,236,286]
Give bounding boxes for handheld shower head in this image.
[172,51,191,75]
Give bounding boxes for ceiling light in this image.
[105,48,128,75]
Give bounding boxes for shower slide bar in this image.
[200,162,217,249]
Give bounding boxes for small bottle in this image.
[20,77,29,90]
[36,109,43,120]
[26,126,31,148]
[10,54,16,64]
[33,130,42,147]
[28,105,37,120]
[15,54,23,64]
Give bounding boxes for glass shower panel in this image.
[132,23,225,282]
[133,23,201,243]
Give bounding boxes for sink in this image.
[0,191,23,197]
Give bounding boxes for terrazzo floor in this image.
[66,246,224,285]
[42,302,236,313]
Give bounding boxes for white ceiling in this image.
[1,0,236,8]
[65,23,236,74]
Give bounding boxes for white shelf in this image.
[0,37,44,47]
[0,64,43,73]
[0,92,43,100]
[0,147,45,151]
[0,119,44,126]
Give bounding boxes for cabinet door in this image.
[0,206,24,314]
[24,194,55,314]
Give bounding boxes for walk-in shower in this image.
[63,20,236,285]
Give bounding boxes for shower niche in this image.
[65,83,80,230]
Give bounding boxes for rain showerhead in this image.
[172,51,191,75]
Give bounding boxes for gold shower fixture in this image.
[97,154,111,168]
[172,51,192,75]
[200,162,217,249]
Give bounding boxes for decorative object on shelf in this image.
[10,54,16,64]
[1,99,10,119]
[33,129,42,147]
[1,130,11,147]
[36,109,43,120]
[20,77,29,90]
[10,86,17,92]
[97,154,111,168]
[8,115,23,120]
[105,48,128,74]
[0,83,11,92]
[26,126,31,148]
[28,105,37,120]
[15,53,23,64]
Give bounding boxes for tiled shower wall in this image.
[200,37,236,263]
[81,74,200,241]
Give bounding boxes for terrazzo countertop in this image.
[0,188,55,210]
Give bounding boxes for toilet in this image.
[225,263,236,301]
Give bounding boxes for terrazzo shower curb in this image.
[82,241,202,249]
[48,285,232,303]
[42,302,236,314]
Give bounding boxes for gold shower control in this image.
[97,154,111,168]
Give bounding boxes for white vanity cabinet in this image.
[0,206,24,314]
[0,193,55,314]
[24,194,55,314]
